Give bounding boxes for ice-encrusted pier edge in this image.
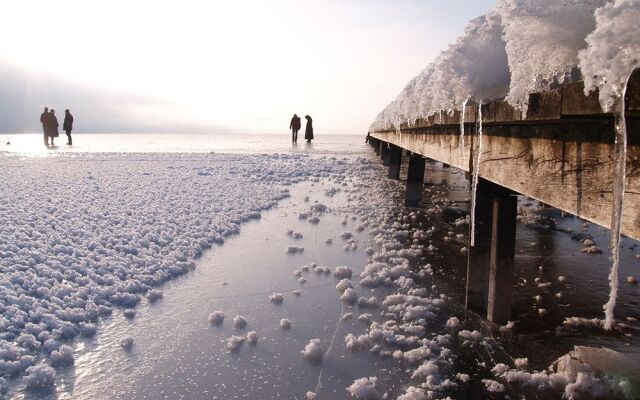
[368,77,640,242]
[366,75,640,325]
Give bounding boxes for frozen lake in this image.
[0,133,368,156]
[1,135,639,400]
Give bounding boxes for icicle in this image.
[459,98,468,154]
[470,101,483,247]
[603,73,631,331]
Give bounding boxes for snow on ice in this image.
[0,151,365,384]
[301,339,324,361]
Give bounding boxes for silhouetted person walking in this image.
[289,114,301,143]
[63,109,74,145]
[48,109,59,146]
[40,107,50,146]
[304,115,314,143]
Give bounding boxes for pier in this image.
[367,72,640,323]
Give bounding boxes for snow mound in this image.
[24,364,56,390]
[280,319,291,330]
[578,0,640,112]
[146,289,163,302]
[269,292,284,304]
[287,246,305,254]
[50,345,75,367]
[208,311,225,326]
[346,376,379,399]
[334,266,353,279]
[246,331,259,345]
[369,0,639,129]
[120,337,134,350]
[397,386,427,400]
[226,335,245,352]
[233,315,248,330]
[301,339,324,361]
[340,288,358,304]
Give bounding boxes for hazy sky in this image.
[0,0,495,134]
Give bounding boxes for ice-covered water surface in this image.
[0,151,378,398]
[0,133,367,156]
[2,148,639,399]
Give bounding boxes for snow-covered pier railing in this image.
[367,74,639,324]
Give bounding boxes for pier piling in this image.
[381,142,391,166]
[464,179,517,322]
[388,144,402,179]
[487,187,517,324]
[405,153,426,207]
[465,178,493,313]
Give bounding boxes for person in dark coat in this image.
[304,115,313,143]
[40,107,50,146]
[63,109,74,145]
[48,109,60,145]
[289,114,301,143]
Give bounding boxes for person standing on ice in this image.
[63,109,74,145]
[40,107,50,146]
[48,109,60,146]
[289,114,301,143]
[304,115,314,143]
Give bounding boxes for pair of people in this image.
[40,107,73,146]
[289,114,313,144]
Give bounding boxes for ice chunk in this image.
[301,339,323,361]
[24,364,56,390]
[120,337,134,350]
[226,335,245,352]
[246,331,259,345]
[50,345,75,367]
[269,292,284,304]
[340,288,358,304]
[280,319,291,330]
[208,311,225,326]
[233,315,247,329]
[482,379,505,392]
[146,289,163,302]
[346,376,378,399]
[334,266,353,279]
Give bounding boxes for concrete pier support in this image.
[487,188,517,323]
[405,153,426,207]
[388,144,402,180]
[381,143,391,166]
[465,179,517,323]
[465,178,494,313]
